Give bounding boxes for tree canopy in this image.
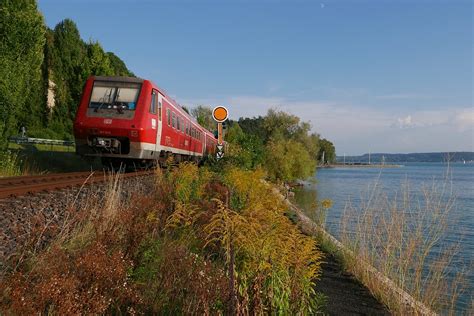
[43,19,133,140]
[0,0,45,145]
[261,109,320,181]
[318,138,336,164]
[191,105,215,132]
[0,3,134,144]
[221,109,336,182]
[192,105,336,181]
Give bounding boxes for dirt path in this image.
[316,252,390,315]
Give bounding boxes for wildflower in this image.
[321,199,333,209]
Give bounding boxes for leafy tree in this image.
[87,42,114,76]
[49,19,87,99]
[301,132,320,159]
[238,116,267,142]
[318,138,336,164]
[45,19,89,139]
[265,139,316,182]
[227,109,324,181]
[106,52,134,76]
[0,0,45,145]
[42,19,133,139]
[263,109,320,154]
[225,121,244,143]
[226,123,265,169]
[191,105,215,131]
[263,109,301,141]
[262,109,320,181]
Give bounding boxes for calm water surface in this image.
[294,162,473,313]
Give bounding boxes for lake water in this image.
[293,162,473,313]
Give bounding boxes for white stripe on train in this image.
[139,142,203,157]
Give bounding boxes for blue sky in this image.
[38,0,473,155]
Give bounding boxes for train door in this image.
[204,132,207,156]
[152,90,163,153]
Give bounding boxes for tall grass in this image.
[338,176,468,315]
[0,163,325,314]
[0,149,43,176]
[0,150,22,177]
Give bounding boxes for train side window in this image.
[167,109,170,126]
[177,116,180,131]
[186,122,189,135]
[150,91,157,114]
[158,101,162,121]
[172,112,176,128]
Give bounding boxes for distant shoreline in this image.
[318,163,403,169]
[336,152,474,164]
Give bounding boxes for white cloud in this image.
[455,109,474,131]
[392,109,474,131]
[397,115,413,128]
[374,93,431,100]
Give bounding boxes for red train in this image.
[73,76,217,168]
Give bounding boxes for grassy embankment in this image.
[292,177,470,315]
[0,163,326,314]
[0,143,101,176]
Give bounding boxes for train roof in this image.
[91,76,215,134]
[93,76,144,84]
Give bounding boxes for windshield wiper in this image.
[94,97,106,113]
[94,89,113,113]
[114,88,124,114]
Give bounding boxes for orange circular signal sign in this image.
[212,106,228,122]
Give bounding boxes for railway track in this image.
[0,170,155,199]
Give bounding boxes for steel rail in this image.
[0,172,94,188]
[0,170,155,199]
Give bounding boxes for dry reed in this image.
[338,174,469,315]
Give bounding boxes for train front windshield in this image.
[87,81,141,119]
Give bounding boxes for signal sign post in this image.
[212,106,228,160]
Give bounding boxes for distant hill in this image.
[336,152,474,163]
